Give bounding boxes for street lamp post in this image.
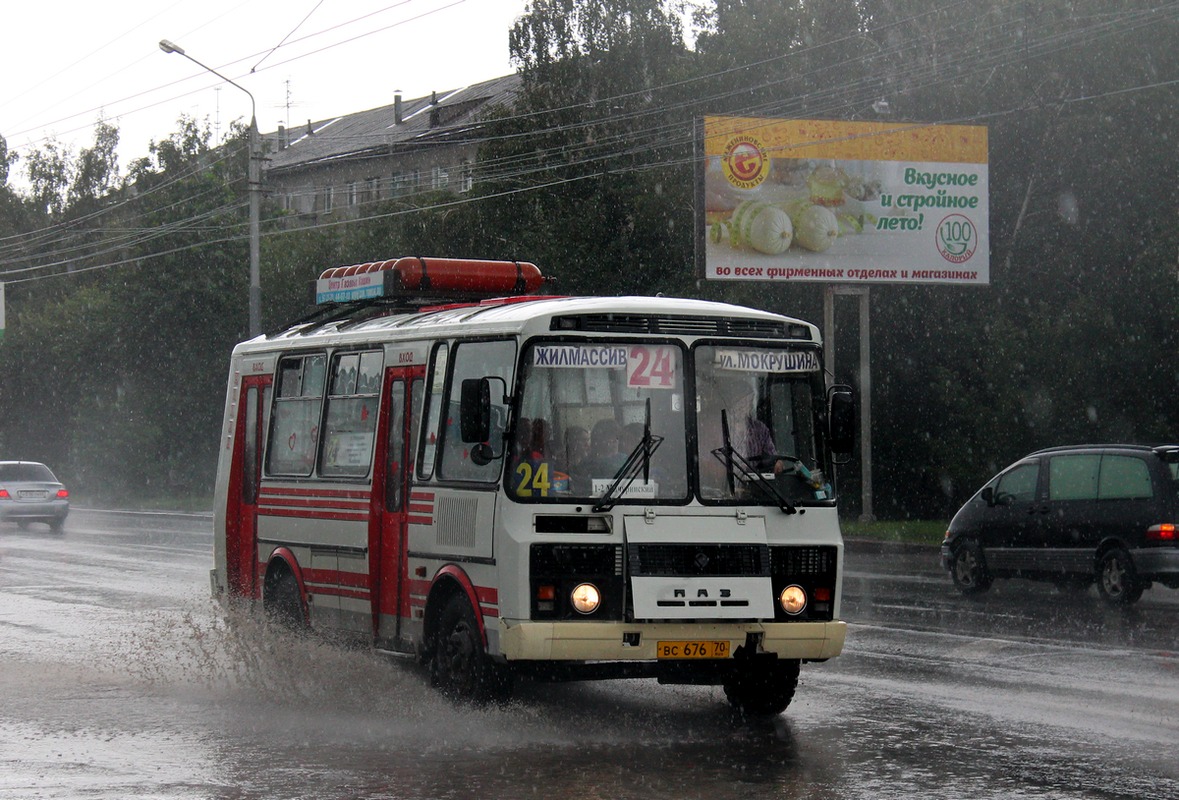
[159,39,263,338]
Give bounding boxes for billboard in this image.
[697,116,989,285]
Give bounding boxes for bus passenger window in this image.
[418,344,449,480]
[267,354,326,477]
[320,350,383,478]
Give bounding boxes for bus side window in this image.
[437,340,516,482]
[267,353,326,477]
[410,377,424,479]
[320,350,382,478]
[385,379,406,510]
[418,344,449,480]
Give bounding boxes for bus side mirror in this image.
[827,386,855,455]
[460,378,491,443]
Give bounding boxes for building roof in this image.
[264,73,521,175]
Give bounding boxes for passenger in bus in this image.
[515,418,564,496]
[558,425,590,473]
[623,422,647,452]
[570,419,628,490]
[512,417,533,460]
[526,418,549,462]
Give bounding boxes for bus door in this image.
[370,366,424,644]
[227,374,271,598]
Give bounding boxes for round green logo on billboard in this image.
[936,214,977,264]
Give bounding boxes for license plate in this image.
[656,640,730,659]
[19,490,47,499]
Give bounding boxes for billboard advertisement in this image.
[697,116,989,285]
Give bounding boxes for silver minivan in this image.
[941,445,1179,605]
[0,461,70,531]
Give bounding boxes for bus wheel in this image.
[1097,548,1144,606]
[267,571,306,631]
[431,594,512,705]
[723,658,800,717]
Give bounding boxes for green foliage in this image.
[841,518,946,546]
[23,137,72,216]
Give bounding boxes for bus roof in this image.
[235,293,820,355]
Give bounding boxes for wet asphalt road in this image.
[1,509,1176,799]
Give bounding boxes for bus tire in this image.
[266,570,306,631]
[723,658,800,717]
[431,594,512,705]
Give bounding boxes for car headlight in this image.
[570,583,601,614]
[779,585,807,615]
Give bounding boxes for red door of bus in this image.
[370,367,424,646]
[226,375,271,598]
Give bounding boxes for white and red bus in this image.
[212,257,855,715]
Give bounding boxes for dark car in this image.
[0,461,70,531]
[941,444,1179,605]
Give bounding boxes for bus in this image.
[212,256,855,715]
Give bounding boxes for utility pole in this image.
[160,39,263,338]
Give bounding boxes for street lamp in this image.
[159,39,263,338]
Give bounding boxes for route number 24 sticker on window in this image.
[627,346,677,389]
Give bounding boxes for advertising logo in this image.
[721,135,769,190]
[936,214,978,264]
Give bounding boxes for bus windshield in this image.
[511,341,689,503]
[693,344,828,505]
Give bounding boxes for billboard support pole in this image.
[824,285,874,522]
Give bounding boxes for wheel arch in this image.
[1093,537,1133,570]
[423,565,487,654]
[263,546,307,619]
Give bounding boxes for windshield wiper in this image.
[592,400,664,512]
[711,409,797,514]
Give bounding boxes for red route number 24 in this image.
[626,346,676,389]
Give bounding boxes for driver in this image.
[703,380,787,475]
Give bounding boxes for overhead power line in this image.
[3,1,1176,285]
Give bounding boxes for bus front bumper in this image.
[498,619,846,663]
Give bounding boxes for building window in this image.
[323,186,334,213]
[460,160,473,193]
[366,177,379,202]
[432,166,449,190]
[348,182,359,206]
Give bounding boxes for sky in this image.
[1,0,531,188]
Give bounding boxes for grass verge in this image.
[840,519,947,546]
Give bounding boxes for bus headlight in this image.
[779,585,807,615]
[570,583,601,614]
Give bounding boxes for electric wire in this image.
[2,1,1176,285]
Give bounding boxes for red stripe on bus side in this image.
[261,486,371,500]
[260,508,369,523]
[260,496,369,512]
[306,584,372,602]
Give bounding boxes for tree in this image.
[23,137,72,216]
[68,116,120,212]
[471,0,698,296]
